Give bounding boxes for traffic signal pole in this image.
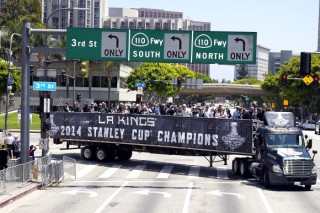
[21,22,67,163]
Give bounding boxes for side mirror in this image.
[306,139,312,149]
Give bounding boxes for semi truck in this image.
[50,111,317,189]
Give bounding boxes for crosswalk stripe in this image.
[98,164,122,179]
[157,165,174,179]
[76,165,97,179]
[126,165,147,178]
[188,166,200,179]
[217,166,228,179]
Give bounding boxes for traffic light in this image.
[177,77,182,88]
[300,52,311,75]
[314,74,319,88]
[79,61,89,77]
[61,69,66,85]
[30,65,34,75]
[77,93,82,102]
[136,94,142,103]
[9,92,15,106]
[281,74,287,86]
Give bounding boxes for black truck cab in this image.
[250,112,317,189]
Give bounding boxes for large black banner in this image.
[50,112,253,154]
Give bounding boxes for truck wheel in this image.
[81,146,95,160]
[104,147,116,162]
[263,168,271,188]
[304,185,311,191]
[117,149,133,161]
[96,148,107,162]
[232,158,240,175]
[240,159,250,178]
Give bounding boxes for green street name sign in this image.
[66,28,256,64]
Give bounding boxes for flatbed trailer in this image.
[50,112,255,165]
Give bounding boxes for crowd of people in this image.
[0,132,37,170]
[61,100,265,121]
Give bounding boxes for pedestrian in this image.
[0,145,9,170]
[29,145,37,160]
[12,135,21,158]
[4,132,15,158]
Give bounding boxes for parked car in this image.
[302,120,316,130]
[315,120,320,134]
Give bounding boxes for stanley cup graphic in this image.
[222,122,245,150]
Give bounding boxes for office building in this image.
[268,50,293,75]
[42,0,108,28]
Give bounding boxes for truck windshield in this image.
[266,134,304,147]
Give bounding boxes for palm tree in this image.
[101,61,120,107]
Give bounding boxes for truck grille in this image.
[283,159,312,176]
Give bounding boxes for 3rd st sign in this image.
[67,28,128,61]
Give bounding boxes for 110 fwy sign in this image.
[66,28,256,64]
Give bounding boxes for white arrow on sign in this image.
[133,190,172,198]
[206,190,245,199]
[62,189,98,198]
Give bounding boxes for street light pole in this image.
[41,7,88,156]
[5,33,22,130]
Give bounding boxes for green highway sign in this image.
[66,28,256,64]
[67,28,128,61]
[192,31,256,64]
[129,30,192,63]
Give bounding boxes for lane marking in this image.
[217,166,228,179]
[157,165,174,179]
[94,181,128,213]
[126,165,146,178]
[98,164,122,179]
[182,182,193,213]
[76,165,97,179]
[188,166,200,179]
[257,189,274,213]
[74,180,247,184]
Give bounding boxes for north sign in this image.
[66,28,256,64]
[192,31,256,64]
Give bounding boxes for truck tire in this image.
[263,168,271,188]
[104,147,116,162]
[304,185,311,191]
[240,159,250,178]
[96,148,107,162]
[232,158,240,175]
[117,149,133,161]
[81,146,95,160]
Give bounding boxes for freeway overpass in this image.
[179,83,273,96]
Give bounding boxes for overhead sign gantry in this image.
[66,28,257,64]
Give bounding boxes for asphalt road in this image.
[1,131,320,213]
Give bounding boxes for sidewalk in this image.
[0,182,41,208]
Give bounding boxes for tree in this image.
[0,0,42,64]
[0,0,41,27]
[126,63,196,103]
[101,61,121,107]
[234,78,262,85]
[0,59,22,103]
[235,64,248,80]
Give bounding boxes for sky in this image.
[108,0,319,82]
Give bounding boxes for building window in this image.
[120,77,127,89]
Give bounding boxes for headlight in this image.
[312,166,317,174]
[272,164,283,173]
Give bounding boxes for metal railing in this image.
[0,154,76,194]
